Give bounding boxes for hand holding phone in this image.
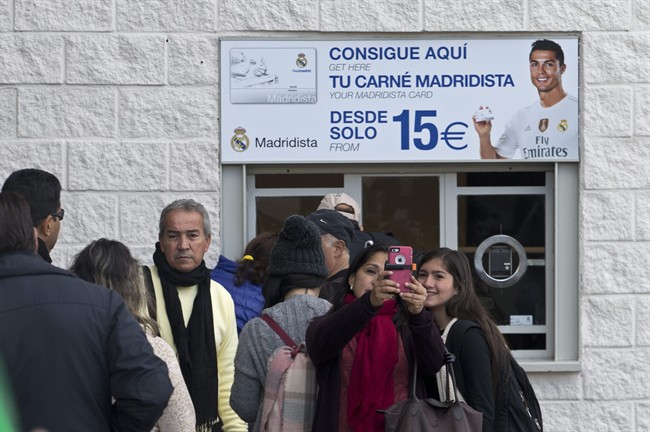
[385,246,415,293]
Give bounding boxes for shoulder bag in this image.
[379,350,483,432]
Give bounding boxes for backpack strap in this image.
[443,319,481,400]
[445,319,480,360]
[261,315,300,355]
[141,265,157,321]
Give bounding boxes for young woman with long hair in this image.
[70,238,195,432]
[418,247,512,432]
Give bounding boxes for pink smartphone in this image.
[386,246,414,293]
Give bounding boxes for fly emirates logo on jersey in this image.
[515,94,578,161]
[523,117,571,160]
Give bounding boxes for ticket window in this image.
[251,170,549,354]
[239,165,575,363]
[455,171,552,354]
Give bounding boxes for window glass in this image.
[255,174,344,188]
[458,171,546,187]
[362,176,439,253]
[458,194,546,350]
[256,196,321,233]
[504,334,546,350]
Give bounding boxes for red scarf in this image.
[345,293,398,432]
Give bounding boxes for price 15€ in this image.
[393,110,468,151]
[329,109,468,150]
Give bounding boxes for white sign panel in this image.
[220,37,579,164]
[229,48,317,104]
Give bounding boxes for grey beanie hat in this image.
[268,215,328,278]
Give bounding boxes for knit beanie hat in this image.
[268,215,328,278]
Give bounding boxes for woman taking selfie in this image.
[306,244,446,432]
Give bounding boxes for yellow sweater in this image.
[148,265,247,432]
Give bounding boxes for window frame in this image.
[221,162,580,371]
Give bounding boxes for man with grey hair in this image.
[306,208,355,303]
[144,199,246,432]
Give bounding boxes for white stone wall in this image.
[0,0,648,430]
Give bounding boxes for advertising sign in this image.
[220,37,579,164]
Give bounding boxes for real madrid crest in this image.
[538,118,549,133]
[557,119,568,132]
[231,127,250,152]
[296,53,308,68]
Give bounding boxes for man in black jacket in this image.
[0,191,173,432]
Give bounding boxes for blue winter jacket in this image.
[211,255,265,335]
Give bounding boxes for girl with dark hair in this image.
[70,238,196,432]
[211,232,278,334]
[230,216,331,431]
[418,247,512,432]
[306,244,446,432]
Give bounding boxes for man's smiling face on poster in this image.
[529,50,566,93]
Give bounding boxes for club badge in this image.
[296,53,308,68]
[231,127,250,152]
[557,119,568,132]
[538,118,549,132]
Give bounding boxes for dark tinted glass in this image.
[458,171,546,187]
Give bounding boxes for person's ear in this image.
[205,235,212,252]
[560,63,566,74]
[36,216,52,238]
[334,239,346,256]
[348,274,356,289]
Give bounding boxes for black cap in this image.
[306,209,354,248]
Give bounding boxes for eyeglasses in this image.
[50,208,65,221]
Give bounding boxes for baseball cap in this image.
[306,209,355,248]
[317,193,361,223]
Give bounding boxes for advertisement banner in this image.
[220,37,579,164]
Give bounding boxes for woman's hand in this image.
[369,271,401,308]
[399,276,427,315]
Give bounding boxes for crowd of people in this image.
[0,168,522,432]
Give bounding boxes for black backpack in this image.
[493,353,543,432]
[448,320,543,432]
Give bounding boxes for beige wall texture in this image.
[0,0,648,430]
